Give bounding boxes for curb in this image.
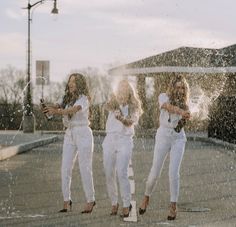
[1,132,234,162]
[0,135,59,161]
[187,136,236,151]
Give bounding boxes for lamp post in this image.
[23,0,58,133]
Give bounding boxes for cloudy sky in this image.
[0,0,235,82]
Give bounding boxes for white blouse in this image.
[158,93,182,129]
[62,95,90,127]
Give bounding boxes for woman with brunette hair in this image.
[139,75,191,220]
[103,79,142,218]
[43,73,96,213]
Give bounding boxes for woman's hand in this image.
[181,110,191,120]
[114,110,133,127]
[43,107,58,115]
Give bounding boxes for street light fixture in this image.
[51,0,59,14]
[22,0,58,133]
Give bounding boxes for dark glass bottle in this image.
[171,100,188,133]
[174,118,186,133]
[40,99,53,120]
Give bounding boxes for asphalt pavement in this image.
[0,131,236,226]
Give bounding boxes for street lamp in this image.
[23,0,58,133]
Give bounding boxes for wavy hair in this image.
[117,79,143,117]
[167,75,189,110]
[61,73,90,108]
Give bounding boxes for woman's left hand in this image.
[44,107,57,115]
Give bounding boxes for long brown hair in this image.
[167,75,189,110]
[62,73,90,108]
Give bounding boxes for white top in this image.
[159,93,182,129]
[105,104,139,136]
[62,95,90,128]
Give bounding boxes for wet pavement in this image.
[0,133,236,226]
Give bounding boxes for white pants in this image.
[145,127,186,202]
[102,133,133,208]
[61,126,95,202]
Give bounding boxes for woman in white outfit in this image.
[44,73,96,213]
[139,75,191,220]
[103,80,142,217]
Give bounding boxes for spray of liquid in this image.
[189,81,226,120]
[0,78,36,219]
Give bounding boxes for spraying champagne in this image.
[40,99,53,120]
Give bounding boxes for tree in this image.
[69,67,112,105]
[0,65,26,129]
[0,65,25,105]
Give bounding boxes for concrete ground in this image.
[0,131,58,161]
[0,134,236,227]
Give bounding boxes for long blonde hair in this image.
[167,75,189,110]
[117,79,143,117]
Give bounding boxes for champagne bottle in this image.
[173,101,188,133]
[174,118,186,133]
[40,99,53,120]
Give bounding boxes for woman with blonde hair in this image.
[43,73,96,213]
[139,75,191,220]
[103,79,142,218]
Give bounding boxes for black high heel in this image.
[139,207,146,215]
[59,200,72,213]
[139,196,149,215]
[167,203,177,220]
[120,204,132,218]
[81,201,96,214]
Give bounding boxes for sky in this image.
[0,0,236,82]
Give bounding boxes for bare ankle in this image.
[144,195,149,204]
[63,201,70,209]
[170,202,177,210]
